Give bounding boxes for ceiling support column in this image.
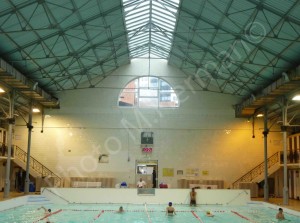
[24,102,33,194]
[263,108,269,202]
[282,98,289,205]
[3,90,15,198]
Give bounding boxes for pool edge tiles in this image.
[0,195,53,212]
[27,195,51,204]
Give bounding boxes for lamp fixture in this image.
[292,94,300,101]
[256,113,263,117]
[32,107,40,113]
[0,87,5,93]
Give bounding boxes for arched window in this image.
[118,76,179,108]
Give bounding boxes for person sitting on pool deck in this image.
[276,208,285,220]
[166,202,176,215]
[137,178,146,188]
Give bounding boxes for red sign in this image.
[142,147,153,153]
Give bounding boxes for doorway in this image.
[136,160,158,188]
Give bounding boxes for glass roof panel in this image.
[123,0,179,58]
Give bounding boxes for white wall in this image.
[41,188,250,205]
[12,59,283,188]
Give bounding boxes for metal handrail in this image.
[14,145,62,187]
[232,152,279,189]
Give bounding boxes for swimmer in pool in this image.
[206,211,214,217]
[276,208,285,220]
[116,206,124,213]
[166,202,176,215]
[38,206,52,223]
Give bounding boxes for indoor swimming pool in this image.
[0,203,298,223]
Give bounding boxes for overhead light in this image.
[292,95,300,101]
[32,108,40,113]
[0,87,5,93]
[224,129,231,134]
[256,113,263,117]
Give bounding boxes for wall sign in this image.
[141,132,154,144]
[142,147,153,153]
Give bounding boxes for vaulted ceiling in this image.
[0,0,300,124]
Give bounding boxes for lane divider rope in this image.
[33,209,62,223]
[90,210,104,222]
[144,204,152,223]
[191,211,204,223]
[231,211,256,223]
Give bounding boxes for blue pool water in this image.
[0,203,298,223]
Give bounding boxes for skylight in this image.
[122,0,180,59]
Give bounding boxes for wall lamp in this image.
[32,107,40,113]
[0,87,5,93]
[292,94,300,101]
[256,113,264,118]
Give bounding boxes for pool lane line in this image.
[62,209,99,211]
[231,211,256,223]
[191,211,204,223]
[144,203,152,223]
[33,209,62,223]
[90,210,104,222]
[56,209,227,213]
[0,204,25,213]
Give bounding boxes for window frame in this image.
[118,76,179,108]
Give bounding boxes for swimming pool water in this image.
[0,203,298,223]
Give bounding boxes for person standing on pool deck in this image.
[190,188,197,206]
[166,202,176,215]
[152,169,157,188]
[276,208,285,220]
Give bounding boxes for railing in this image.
[0,144,15,157]
[280,150,300,164]
[232,152,279,189]
[14,145,62,187]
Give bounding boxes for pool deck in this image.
[1,191,300,212]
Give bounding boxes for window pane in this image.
[139,89,158,97]
[119,76,179,108]
[159,92,178,107]
[160,92,171,101]
[149,77,158,88]
[139,77,149,87]
[119,92,137,107]
[139,98,158,108]
[160,80,171,90]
